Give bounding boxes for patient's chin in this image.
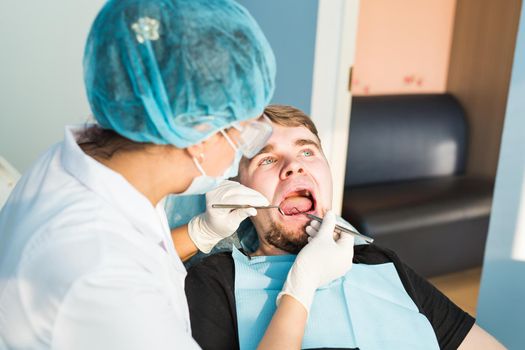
[263,221,308,255]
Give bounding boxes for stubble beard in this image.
[263,220,309,255]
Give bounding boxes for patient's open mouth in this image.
[280,189,316,216]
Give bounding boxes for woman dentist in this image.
[0,0,354,349]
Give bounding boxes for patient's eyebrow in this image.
[295,138,321,150]
[248,138,320,161]
[250,144,274,159]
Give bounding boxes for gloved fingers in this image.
[205,180,261,200]
[308,220,340,240]
[305,225,319,237]
[217,180,263,198]
[335,231,355,249]
[206,180,269,211]
[241,193,270,207]
[221,186,270,206]
[205,180,236,197]
[314,210,337,241]
[309,220,321,230]
[228,207,257,224]
[205,207,232,218]
[205,181,237,210]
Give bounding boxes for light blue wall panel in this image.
[237,0,319,114]
[477,3,525,348]
[0,1,107,173]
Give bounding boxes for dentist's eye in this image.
[259,156,277,166]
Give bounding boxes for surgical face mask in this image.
[216,130,244,180]
[178,132,243,196]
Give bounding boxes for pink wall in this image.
[352,0,456,96]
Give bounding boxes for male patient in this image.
[185,105,504,350]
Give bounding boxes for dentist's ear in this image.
[185,142,204,159]
[185,133,223,160]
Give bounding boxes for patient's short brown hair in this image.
[263,105,320,143]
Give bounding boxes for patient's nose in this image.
[281,159,305,179]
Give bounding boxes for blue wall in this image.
[237,0,319,114]
[0,0,107,173]
[476,3,525,348]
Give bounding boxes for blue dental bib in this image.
[232,247,439,350]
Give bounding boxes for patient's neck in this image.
[251,238,291,257]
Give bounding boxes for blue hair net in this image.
[84,0,276,147]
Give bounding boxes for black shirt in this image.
[185,244,475,350]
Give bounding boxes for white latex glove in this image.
[277,211,355,312]
[188,180,269,253]
[306,216,359,241]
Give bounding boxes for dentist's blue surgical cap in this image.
[84,0,276,147]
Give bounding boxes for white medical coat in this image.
[0,126,200,349]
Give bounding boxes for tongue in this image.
[280,196,313,215]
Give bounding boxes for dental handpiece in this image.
[306,214,374,244]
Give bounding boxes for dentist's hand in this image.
[188,180,269,253]
[277,211,355,312]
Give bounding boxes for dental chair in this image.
[341,94,494,277]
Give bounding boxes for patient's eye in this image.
[259,156,277,166]
[301,149,314,157]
